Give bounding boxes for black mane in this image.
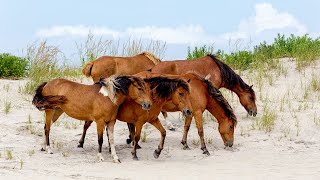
[202,77,237,126]
[144,76,189,99]
[114,75,145,95]
[207,54,255,101]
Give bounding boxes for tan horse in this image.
[82,52,161,83]
[78,75,193,160]
[126,72,237,155]
[151,54,257,116]
[32,75,152,163]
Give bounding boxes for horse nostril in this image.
[186,109,192,116]
[143,102,151,110]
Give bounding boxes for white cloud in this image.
[225,3,307,40]
[36,3,307,46]
[36,24,217,45]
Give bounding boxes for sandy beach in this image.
[1,58,320,180]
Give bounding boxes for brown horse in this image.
[151,54,257,116]
[82,51,176,130]
[78,74,193,160]
[82,52,161,83]
[126,72,237,155]
[32,75,152,163]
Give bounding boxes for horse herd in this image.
[32,52,257,163]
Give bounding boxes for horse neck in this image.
[113,95,127,106]
[221,82,243,98]
[206,98,229,124]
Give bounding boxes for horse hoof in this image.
[168,127,176,131]
[126,138,132,144]
[183,145,190,150]
[203,150,210,156]
[41,147,45,151]
[133,156,139,161]
[77,144,83,148]
[136,144,142,149]
[113,159,121,163]
[108,148,111,153]
[153,150,160,159]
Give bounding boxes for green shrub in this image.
[186,45,214,60]
[0,53,28,78]
[223,50,253,70]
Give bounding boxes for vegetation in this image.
[23,41,80,94]
[0,53,28,78]
[186,45,214,60]
[4,100,11,114]
[188,33,320,71]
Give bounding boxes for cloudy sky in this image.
[1,0,319,61]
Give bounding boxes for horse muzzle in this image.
[142,101,151,110]
[248,109,257,117]
[182,108,192,117]
[224,140,233,147]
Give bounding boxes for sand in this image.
[0,58,320,180]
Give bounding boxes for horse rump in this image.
[32,82,68,110]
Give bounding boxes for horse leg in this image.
[131,121,143,160]
[194,112,210,156]
[78,121,93,148]
[149,118,166,159]
[126,123,132,144]
[96,120,105,162]
[106,120,120,163]
[41,109,55,154]
[181,116,192,150]
[126,123,141,149]
[162,111,175,131]
[105,126,111,153]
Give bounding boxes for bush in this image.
[186,45,214,60]
[223,50,253,70]
[23,41,80,94]
[0,53,28,78]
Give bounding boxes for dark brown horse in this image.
[82,52,161,83]
[126,72,237,155]
[78,74,193,160]
[151,54,257,116]
[32,75,152,163]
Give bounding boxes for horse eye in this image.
[179,92,183,96]
[138,87,142,91]
[229,125,233,129]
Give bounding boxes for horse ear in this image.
[187,79,191,83]
[249,85,253,89]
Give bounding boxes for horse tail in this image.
[32,82,68,111]
[82,61,94,77]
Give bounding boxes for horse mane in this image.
[144,76,189,100]
[202,77,237,127]
[207,54,254,96]
[141,51,162,65]
[99,75,145,104]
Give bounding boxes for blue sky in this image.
[1,0,320,62]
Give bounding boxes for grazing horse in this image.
[32,75,152,163]
[151,54,257,116]
[78,75,193,160]
[126,72,237,155]
[82,52,161,83]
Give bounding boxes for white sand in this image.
[1,59,320,179]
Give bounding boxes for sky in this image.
[1,0,320,64]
